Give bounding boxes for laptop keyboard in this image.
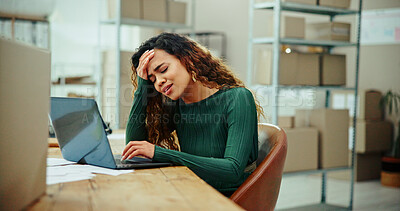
[116,163,135,169]
[114,158,134,169]
[113,156,171,169]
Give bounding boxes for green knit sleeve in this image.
[125,77,152,144]
[153,88,258,183]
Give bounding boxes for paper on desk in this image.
[59,165,134,176]
[76,165,134,176]
[47,158,76,166]
[46,164,134,185]
[47,174,95,185]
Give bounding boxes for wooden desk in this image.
[29,133,243,210]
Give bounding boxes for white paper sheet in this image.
[47,158,76,166]
[46,164,134,185]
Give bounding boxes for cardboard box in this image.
[268,16,305,39]
[255,48,273,85]
[278,116,295,129]
[297,53,319,85]
[320,54,346,86]
[0,39,50,210]
[279,52,298,85]
[309,109,349,168]
[319,0,351,8]
[356,120,393,153]
[255,50,297,85]
[283,0,317,4]
[306,22,351,42]
[330,151,382,182]
[167,0,186,24]
[295,109,312,127]
[284,128,319,172]
[282,16,305,39]
[354,152,382,181]
[108,0,142,19]
[143,0,167,22]
[102,51,133,77]
[102,50,135,129]
[255,49,320,86]
[358,90,383,121]
[255,50,319,85]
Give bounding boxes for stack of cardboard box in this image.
[329,90,393,181]
[297,109,350,168]
[279,115,319,172]
[102,50,135,129]
[108,0,187,24]
[280,108,350,173]
[352,90,392,181]
[255,50,346,86]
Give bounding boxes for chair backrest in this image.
[230,123,287,211]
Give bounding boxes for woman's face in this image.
[147,49,192,100]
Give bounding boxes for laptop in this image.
[49,97,172,169]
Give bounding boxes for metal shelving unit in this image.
[253,37,357,47]
[247,0,362,210]
[101,18,192,29]
[98,0,196,129]
[0,13,50,49]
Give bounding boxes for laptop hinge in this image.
[78,157,87,164]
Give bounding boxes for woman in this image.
[122,32,263,197]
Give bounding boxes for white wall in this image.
[358,0,400,93]
[194,0,249,82]
[50,0,99,67]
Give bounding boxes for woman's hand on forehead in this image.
[137,49,155,80]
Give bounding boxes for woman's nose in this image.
[156,77,166,89]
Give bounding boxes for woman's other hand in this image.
[137,49,155,80]
[121,141,155,160]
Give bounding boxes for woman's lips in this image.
[164,84,173,95]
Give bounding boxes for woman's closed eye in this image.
[161,67,168,73]
[149,67,167,83]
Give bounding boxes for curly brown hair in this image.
[131,32,264,150]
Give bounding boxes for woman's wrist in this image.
[135,76,153,94]
[137,76,152,87]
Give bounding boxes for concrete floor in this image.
[276,174,400,211]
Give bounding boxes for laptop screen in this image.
[50,97,116,168]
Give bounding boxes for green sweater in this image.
[126,77,258,195]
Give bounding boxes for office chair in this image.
[230,123,288,211]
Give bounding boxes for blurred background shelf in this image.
[254,1,358,16]
[247,0,363,209]
[0,13,49,49]
[101,18,191,29]
[253,37,357,47]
